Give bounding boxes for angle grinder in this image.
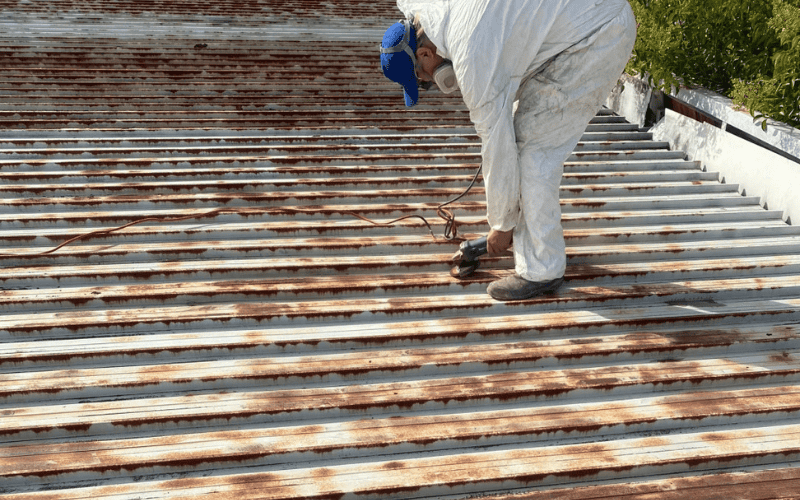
[450,235,488,279]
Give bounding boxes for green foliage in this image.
[628,0,800,128]
[731,0,800,127]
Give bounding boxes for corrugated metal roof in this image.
[2,1,800,498]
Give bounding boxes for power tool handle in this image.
[460,235,488,262]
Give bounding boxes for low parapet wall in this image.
[607,76,800,225]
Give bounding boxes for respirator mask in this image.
[432,61,458,94]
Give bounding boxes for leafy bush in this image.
[731,0,800,127]
[628,0,800,128]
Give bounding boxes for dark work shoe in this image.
[487,275,564,301]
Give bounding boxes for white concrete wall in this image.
[676,87,800,161]
[652,108,800,225]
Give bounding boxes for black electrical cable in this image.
[437,162,482,240]
[0,163,483,258]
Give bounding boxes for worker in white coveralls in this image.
[380,0,636,300]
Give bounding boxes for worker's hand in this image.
[487,228,513,256]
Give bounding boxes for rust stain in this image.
[767,351,795,363]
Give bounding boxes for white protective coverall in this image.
[398,0,636,281]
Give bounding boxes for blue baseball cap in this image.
[380,20,419,107]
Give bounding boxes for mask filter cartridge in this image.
[433,61,458,94]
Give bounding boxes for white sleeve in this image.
[469,85,520,231]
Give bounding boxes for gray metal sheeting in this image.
[1,1,800,498]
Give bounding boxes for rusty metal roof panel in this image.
[2,1,800,498]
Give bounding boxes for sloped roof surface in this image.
[1,1,800,498]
